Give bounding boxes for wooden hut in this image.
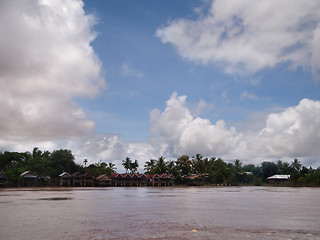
[164,174,175,186]
[72,172,83,186]
[122,174,132,186]
[267,175,290,184]
[110,173,123,186]
[20,171,38,187]
[137,174,147,186]
[184,174,206,186]
[96,174,112,186]
[108,173,175,187]
[83,172,94,187]
[58,172,71,186]
[146,174,160,186]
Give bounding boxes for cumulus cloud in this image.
[68,134,158,171]
[150,92,239,157]
[157,0,320,77]
[256,99,320,157]
[150,93,320,165]
[0,0,105,141]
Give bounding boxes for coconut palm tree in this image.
[83,159,88,168]
[155,156,167,174]
[130,160,139,174]
[108,162,117,173]
[144,159,156,174]
[122,157,132,173]
[291,158,302,172]
[234,159,242,175]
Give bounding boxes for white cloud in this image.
[66,134,158,172]
[150,93,320,166]
[0,0,105,141]
[256,99,320,157]
[121,62,144,79]
[241,91,258,100]
[191,98,214,116]
[150,92,239,157]
[2,91,319,169]
[157,0,320,77]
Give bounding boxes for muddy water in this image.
[0,187,319,240]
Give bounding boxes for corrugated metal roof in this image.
[59,172,71,177]
[20,171,38,178]
[267,174,290,180]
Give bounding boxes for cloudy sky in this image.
[1,0,320,170]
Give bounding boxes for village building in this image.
[83,172,95,187]
[184,174,206,186]
[137,174,147,186]
[267,175,290,184]
[20,171,38,187]
[147,174,175,186]
[58,172,72,186]
[109,173,123,186]
[96,174,112,186]
[108,173,174,186]
[72,172,83,187]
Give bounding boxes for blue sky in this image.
[1,0,320,169]
[82,0,319,140]
[81,0,213,140]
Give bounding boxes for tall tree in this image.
[155,156,167,174]
[176,155,192,176]
[234,159,243,175]
[108,162,117,173]
[291,158,302,172]
[122,157,132,173]
[261,161,278,182]
[130,160,139,174]
[192,154,207,174]
[49,149,79,178]
[144,159,156,174]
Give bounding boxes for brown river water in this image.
[0,186,319,240]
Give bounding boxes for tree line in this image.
[1,148,320,186]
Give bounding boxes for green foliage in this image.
[144,157,168,174]
[5,167,24,186]
[122,157,139,174]
[1,147,319,187]
[176,155,192,176]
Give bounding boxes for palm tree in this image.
[234,159,242,175]
[192,154,205,174]
[130,160,139,174]
[155,156,167,174]
[291,158,302,172]
[144,159,156,174]
[166,160,176,175]
[122,157,132,173]
[83,159,88,168]
[108,162,117,173]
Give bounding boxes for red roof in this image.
[72,172,83,177]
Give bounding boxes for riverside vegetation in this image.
[1,148,319,187]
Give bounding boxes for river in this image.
[0,186,319,240]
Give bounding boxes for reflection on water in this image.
[1,187,320,240]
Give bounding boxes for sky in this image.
[1,0,320,171]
